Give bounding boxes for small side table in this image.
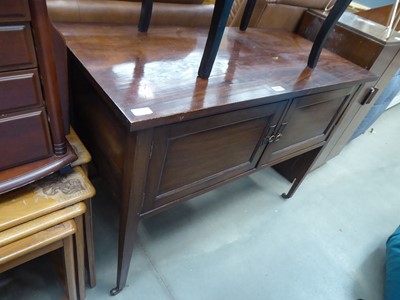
[67,127,96,288]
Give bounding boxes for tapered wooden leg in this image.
[273,147,321,199]
[307,0,352,68]
[84,199,96,288]
[74,215,86,300]
[64,235,78,300]
[138,0,154,32]
[281,178,300,199]
[198,0,234,79]
[110,131,153,296]
[239,0,256,31]
[110,205,140,296]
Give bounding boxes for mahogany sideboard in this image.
[55,23,376,294]
[0,0,76,194]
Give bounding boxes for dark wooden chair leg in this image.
[138,0,154,32]
[239,0,256,31]
[307,0,352,68]
[198,0,234,79]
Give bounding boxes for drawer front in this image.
[0,0,31,22]
[0,69,43,112]
[143,101,288,212]
[0,23,37,72]
[0,109,52,171]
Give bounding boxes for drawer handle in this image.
[262,134,275,145]
[268,135,276,143]
[260,125,276,146]
[275,133,283,142]
[360,87,379,105]
[274,122,287,143]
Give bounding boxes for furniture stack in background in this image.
[0,0,78,194]
[0,129,96,300]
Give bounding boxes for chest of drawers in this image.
[0,0,76,193]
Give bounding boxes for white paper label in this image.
[271,86,285,92]
[131,107,153,116]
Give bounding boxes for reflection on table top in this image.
[56,23,375,130]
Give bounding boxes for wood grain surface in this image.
[57,23,375,131]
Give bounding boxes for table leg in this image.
[198,0,234,79]
[110,198,140,296]
[74,215,86,300]
[84,198,96,288]
[64,235,78,300]
[273,147,321,199]
[110,131,153,296]
[307,0,352,68]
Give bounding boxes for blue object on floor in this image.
[385,226,400,300]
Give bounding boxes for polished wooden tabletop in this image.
[56,23,375,131]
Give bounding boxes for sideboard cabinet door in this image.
[143,101,288,212]
[258,87,356,167]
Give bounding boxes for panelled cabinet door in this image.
[143,101,288,212]
[258,87,355,167]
